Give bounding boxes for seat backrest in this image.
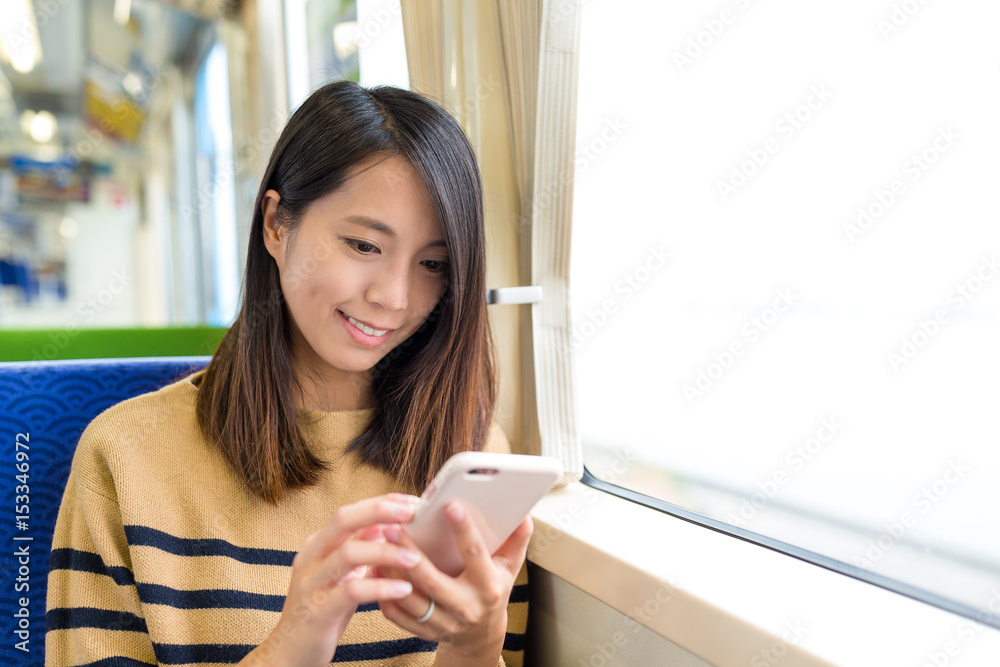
[0,356,210,666]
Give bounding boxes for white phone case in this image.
[403,452,563,576]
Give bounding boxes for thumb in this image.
[492,516,533,572]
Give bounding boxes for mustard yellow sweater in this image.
[45,370,527,666]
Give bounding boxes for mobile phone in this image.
[403,451,563,576]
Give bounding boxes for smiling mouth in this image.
[341,311,393,337]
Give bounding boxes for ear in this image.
[261,189,284,265]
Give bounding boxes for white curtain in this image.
[400,0,445,101]
[496,0,583,484]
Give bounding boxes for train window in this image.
[570,0,1000,622]
[285,0,360,110]
[284,0,409,112]
[193,40,240,325]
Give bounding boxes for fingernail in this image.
[402,495,422,505]
[384,527,401,543]
[393,580,413,596]
[399,548,421,566]
[393,503,415,519]
[446,502,464,523]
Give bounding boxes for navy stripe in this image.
[77,659,157,667]
[332,637,437,662]
[503,631,526,652]
[125,525,295,566]
[46,606,148,633]
[134,589,382,614]
[136,582,285,612]
[509,583,529,604]
[153,643,253,665]
[50,548,136,586]
[151,637,437,665]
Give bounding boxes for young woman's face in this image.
[261,155,450,408]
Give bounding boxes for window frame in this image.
[529,476,1000,666]
[580,467,998,631]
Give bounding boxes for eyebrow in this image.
[345,215,448,248]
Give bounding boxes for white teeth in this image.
[347,314,388,337]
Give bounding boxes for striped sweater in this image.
[45,370,527,666]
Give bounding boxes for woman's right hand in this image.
[238,494,425,667]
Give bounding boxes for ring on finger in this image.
[416,598,435,624]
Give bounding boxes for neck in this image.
[286,321,376,411]
[298,377,374,411]
[290,353,374,412]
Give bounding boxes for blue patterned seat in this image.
[0,356,210,666]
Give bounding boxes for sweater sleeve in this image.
[46,464,157,666]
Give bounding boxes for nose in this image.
[365,261,409,312]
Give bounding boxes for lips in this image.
[344,313,391,337]
[337,310,394,347]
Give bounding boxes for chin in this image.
[326,353,384,374]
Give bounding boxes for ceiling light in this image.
[123,72,143,98]
[114,0,132,26]
[10,49,37,74]
[0,0,43,74]
[59,217,79,239]
[29,110,57,143]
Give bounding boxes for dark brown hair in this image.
[196,81,496,504]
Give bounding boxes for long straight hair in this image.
[196,81,496,504]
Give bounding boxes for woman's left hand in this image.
[376,500,532,665]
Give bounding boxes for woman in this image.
[45,81,531,667]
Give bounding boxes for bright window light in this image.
[572,0,1000,621]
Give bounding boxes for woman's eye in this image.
[346,239,378,254]
[422,260,449,273]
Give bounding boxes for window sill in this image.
[528,482,1000,667]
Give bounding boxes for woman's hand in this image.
[238,494,425,667]
[377,500,533,667]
